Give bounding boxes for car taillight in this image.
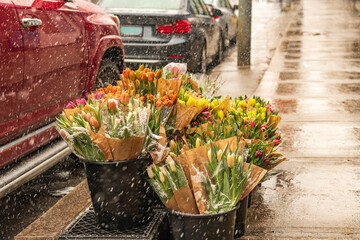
[157,20,191,34]
[175,20,191,33]
[157,23,175,34]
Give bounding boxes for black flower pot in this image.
[234,196,249,238]
[82,157,154,230]
[167,206,239,240]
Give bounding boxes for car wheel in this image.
[215,38,224,65]
[197,45,207,73]
[96,58,121,89]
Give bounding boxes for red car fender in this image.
[86,35,125,94]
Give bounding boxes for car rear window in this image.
[99,0,183,10]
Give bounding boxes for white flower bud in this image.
[217,149,223,161]
[147,166,154,178]
[196,138,201,148]
[159,172,165,183]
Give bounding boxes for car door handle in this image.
[22,18,42,28]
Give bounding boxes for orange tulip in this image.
[89,117,99,129]
[148,72,155,82]
[155,69,162,79]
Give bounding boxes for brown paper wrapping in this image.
[240,163,267,200]
[107,136,145,161]
[214,96,230,114]
[89,125,114,161]
[268,115,282,128]
[175,101,205,130]
[264,151,286,170]
[173,185,199,214]
[176,152,192,190]
[184,137,238,214]
[163,196,179,211]
[157,78,182,94]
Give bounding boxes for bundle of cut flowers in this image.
[56,95,151,161]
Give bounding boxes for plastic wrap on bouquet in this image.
[184,137,238,214]
[150,123,169,164]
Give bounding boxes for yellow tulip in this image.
[248,98,256,107]
[239,100,247,108]
[187,96,196,106]
[218,110,224,119]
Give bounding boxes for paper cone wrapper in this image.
[214,96,230,114]
[157,78,182,94]
[150,123,169,164]
[175,101,205,130]
[173,185,199,214]
[264,151,287,171]
[107,136,144,161]
[184,137,238,214]
[268,115,281,129]
[164,196,179,212]
[175,152,193,190]
[89,125,114,161]
[240,163,267,200]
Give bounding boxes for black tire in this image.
[215,37,224,65]
[197,45,207,73]
[96,58,121,89]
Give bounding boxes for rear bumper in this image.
[123,35,198,70]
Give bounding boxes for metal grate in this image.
[60,206,167,240]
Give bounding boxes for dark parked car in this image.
[0,0,124,169]
[98,0,223,72]
[204,0,238,48]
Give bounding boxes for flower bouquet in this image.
[56,62,287,234]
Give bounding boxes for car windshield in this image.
[99,0,183,10]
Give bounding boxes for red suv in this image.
[0,0,125,168]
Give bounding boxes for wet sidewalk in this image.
[244,0,360,239]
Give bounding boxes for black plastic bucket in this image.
[82,157,154,230]
[167,206,239,240]
[234,196,249,238]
